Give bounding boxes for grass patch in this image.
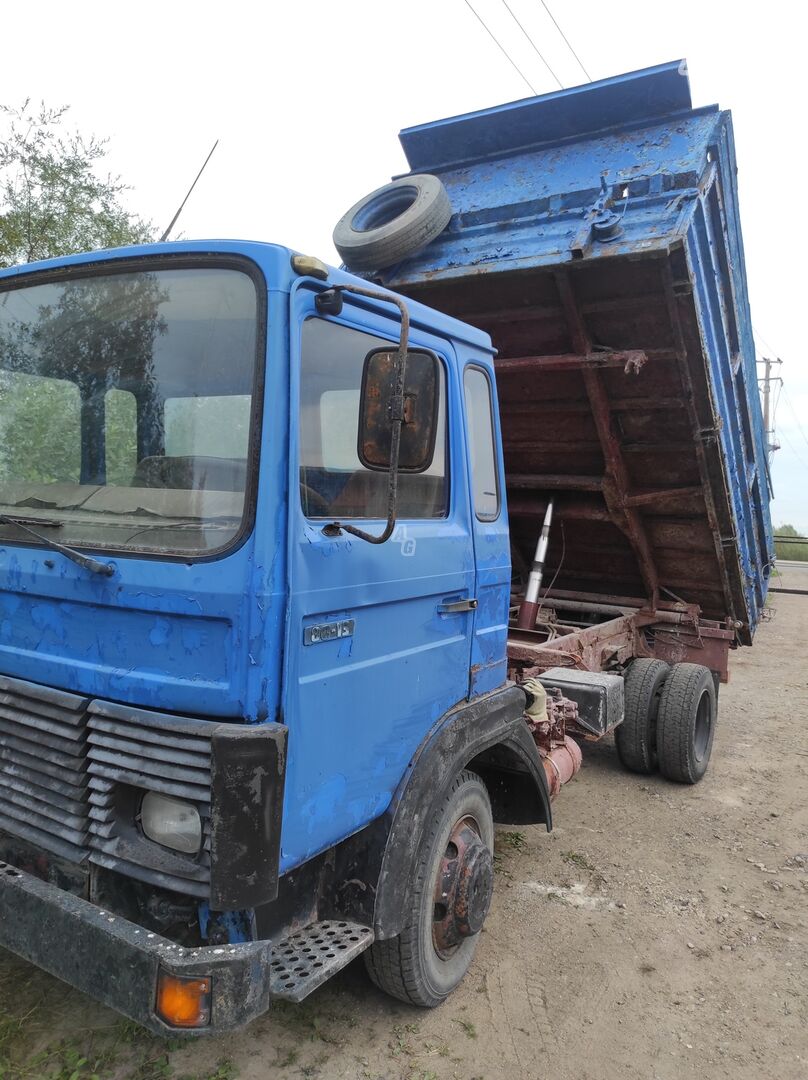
[499,831,527,853]
[389,1022,420,1059]
[451,1018,477,1039]
[561,850,596,873]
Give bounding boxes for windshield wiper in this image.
[0,514,115,577]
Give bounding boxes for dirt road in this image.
[0,595,806,1080]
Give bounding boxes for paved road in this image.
[772,560,808,592]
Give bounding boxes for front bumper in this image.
[0,859,271,1036]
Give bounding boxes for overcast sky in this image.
[2,0,805,531]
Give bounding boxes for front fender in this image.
[373,684,551,939]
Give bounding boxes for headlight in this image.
[140,791,202,854]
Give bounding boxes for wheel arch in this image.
[372,685,551,940]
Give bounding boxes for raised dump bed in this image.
[375,61,773,644]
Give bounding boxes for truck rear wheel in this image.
[365,770,494,1007]
[656,663,717,784]
[614,658,670,774]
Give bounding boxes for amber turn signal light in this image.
[155,971,212,1028]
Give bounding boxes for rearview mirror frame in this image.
[357,347,440,474]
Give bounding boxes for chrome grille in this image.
[0,675,90,862]
[87,702,216,897]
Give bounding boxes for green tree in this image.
[0,273,167,486]
[0,104,155,495]
[0,100,152,268]
[774,524,808,562]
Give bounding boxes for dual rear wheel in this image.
[615,660,717,784]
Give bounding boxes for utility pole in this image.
[758,357,782,461]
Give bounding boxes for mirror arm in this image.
[318,283,410,545]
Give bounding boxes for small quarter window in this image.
[464,366,499,521]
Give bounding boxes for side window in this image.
[464,366,499,521]
[0,371,80,483]
[300,318,448,519]
[104,388,137,486]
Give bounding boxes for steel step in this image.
[269,920,374,1003]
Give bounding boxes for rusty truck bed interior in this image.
[404,258,736,626]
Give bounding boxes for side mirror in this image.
[358,348,439,473]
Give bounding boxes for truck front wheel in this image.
[656,663,717,783]
[365,770,494,1007]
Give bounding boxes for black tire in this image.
[614,658,670,774]
[333,174,452,272]
[656,663,717,784]
[364,770,493,1007]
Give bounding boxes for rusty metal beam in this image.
[621,441,696,454]
[502,439,602,452]
[508,613,641,672]
[507,497,612,523]
[506,478,701,504]
[501,395,685,414]
[554,271,660,609]
[506,474,604,492]
[544,586,702,616]
[623,486,703,508]
[495,349,647,374]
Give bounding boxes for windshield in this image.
[0,263,260,557]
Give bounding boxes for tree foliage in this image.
[0,100,152,268]
[774,524,808,562]
[0,272,167,486]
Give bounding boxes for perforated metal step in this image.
[268,920,374,1002]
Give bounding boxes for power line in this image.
[501,1,563,89]
[778,427,808,471]
[772,377,783,431]
[462,0,539,95]
[781,387,808,450]
[753,325,780,356]
[538,0,592,82]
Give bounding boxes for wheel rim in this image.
[693,689,712,760]
[432,814,493,959]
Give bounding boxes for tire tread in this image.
[364,770,485,1006]
[615,658,670,774]
[657,663,716,784]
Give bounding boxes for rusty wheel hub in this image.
[432,815,493,956]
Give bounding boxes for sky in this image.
[2,0,805,532]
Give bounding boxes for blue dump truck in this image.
[0,62,773,1033]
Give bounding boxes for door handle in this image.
[438,598,478,614]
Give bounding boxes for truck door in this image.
[462,362,511,697]
[281,293,476,869]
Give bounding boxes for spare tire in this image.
[333,174,452,272]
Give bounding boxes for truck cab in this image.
[0,242,547,1032]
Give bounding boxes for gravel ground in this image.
[0,593,805,1080]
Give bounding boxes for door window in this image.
[299,318,448,519]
